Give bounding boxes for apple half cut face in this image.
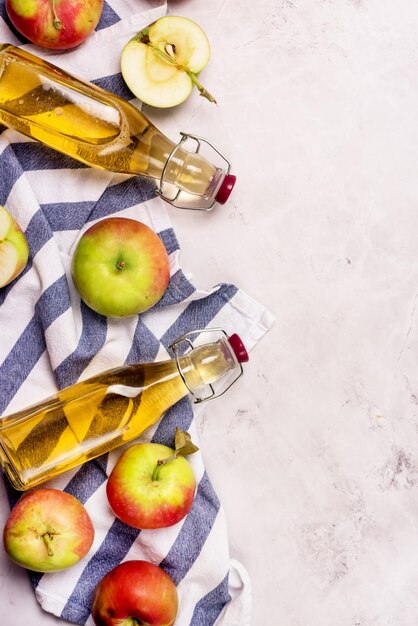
[0,205,29,288]
[121,15,214,108]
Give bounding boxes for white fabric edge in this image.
[215,559,253,626]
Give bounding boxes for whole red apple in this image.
[71,217,170,317]
[106,442,196,529]
[92,560,178,626]
[5,0,103,50]
[3,488,94,572]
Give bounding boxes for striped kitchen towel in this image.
[0,1,274,625]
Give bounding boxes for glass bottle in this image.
[0,44,236,210]
[0,329,249,491]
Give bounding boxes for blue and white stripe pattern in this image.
[0,2,273,624]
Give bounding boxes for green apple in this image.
[92,560,178,626]
[0,205,29,288]
[106,437,197,529]
[71,217,170,317]
[3,488,95,573]
[121,15,215,108]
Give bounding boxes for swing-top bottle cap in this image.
[228,333,249,363]
[215,175,237,205]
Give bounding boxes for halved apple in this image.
[120,15,215,108]
[0,205,29,288]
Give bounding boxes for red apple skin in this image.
[92,560,178,626]
[107,443,196,529]
[3,488,95,572]
[5,0,103,50]
[71,217,170,318]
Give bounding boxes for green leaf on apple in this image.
[155,427,199,470]
[174,427,199,457]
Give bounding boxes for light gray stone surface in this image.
[2,1,418,624]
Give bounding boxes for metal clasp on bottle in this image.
[169,328,244,403]
[156,133,232,211]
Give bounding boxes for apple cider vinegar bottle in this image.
[0,330,248,490]
[0,44,236,210]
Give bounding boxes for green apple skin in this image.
[92,560,178,626]
[0,205,29,288]
[121,15,212,108]
[5,0,103,50]
[3,488,95,573]
[106,443,196,529]
[71,217,170,318]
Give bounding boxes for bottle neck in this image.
[162,143,222,198]
[176,339,238,402]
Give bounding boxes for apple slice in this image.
[121,15,215,108]
[0,206,29,288]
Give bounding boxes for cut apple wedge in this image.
[121,15,215,108]
[0,205,29,288]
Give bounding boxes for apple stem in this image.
[42,533,55,557]
[51,0,64,30]
[187,72,217,104]
[151,453,179,481]
[151,46,217,104]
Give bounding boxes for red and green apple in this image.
[71,217,170,318]
[5,0,103,50]
[106,438,197,530]
[92,560,178,626]
[3,488,95,572]
[121,15,215,108]
[0,205,29,288]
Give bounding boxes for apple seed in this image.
[165,43,176,59]
[137,34,217,104]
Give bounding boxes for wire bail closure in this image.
[169,328,244,403]
[155,133,232,211]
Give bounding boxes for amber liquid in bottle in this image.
[0,44,223,198]
[0,340,237,490]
